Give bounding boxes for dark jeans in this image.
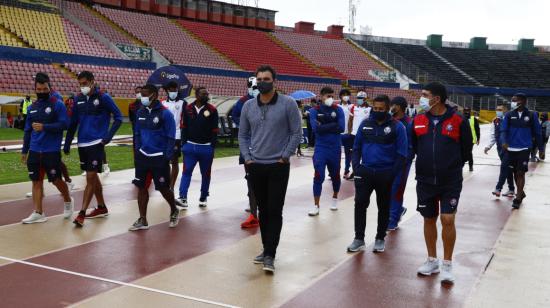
[465,146,474,168]
[248,163,290,258]
[354,166,393,241]
[496,148,514,191]
[341,134,354,174]
[306,123,315,147]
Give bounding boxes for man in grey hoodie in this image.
[238,65,302,273]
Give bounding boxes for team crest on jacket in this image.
[93,99,100,106]
[384,126,391,134]
[175,104,180,110]
[446,124,454,131]
[159,177,165,183]
[331,111,336,118]
[153,117,159,124]
[50,169,56,175]
[450,198,457,206]
[45,107,51,114]
[204,110,210,117]
[92,160,98,166]
[524,116,530,122]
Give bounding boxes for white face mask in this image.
[418,96,432,113]
[168,92,178,100]
[81,86,91,96]
[135,93,142,99]
[357,99,365,106]
[342,96,350,102]
[141,96,151,107]
[510,102,518,110]
[324,97,334,107]
[252,89,260,97]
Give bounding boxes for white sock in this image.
[428,257,438,262]
[442,260,452,266]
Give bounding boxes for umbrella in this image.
[289,90,316,100]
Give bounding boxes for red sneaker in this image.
[86,206,109,219]
[73,212,85,227]
[240,214,259,229]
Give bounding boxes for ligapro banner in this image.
[147,65,192,98]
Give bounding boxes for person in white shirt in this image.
[338,89,354,179]
[162,81,186,191]
[406,103,417,118]
[347,91,371,179]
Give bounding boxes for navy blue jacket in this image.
[135,101,176,159]
[182,102,219,145]
[500,108,543,151]
[22,94,68,154]
[352,114,408,173]
[64,87,122,151]
[309,103,345,150]
[412,106,472,184]
[231,94,253,127]
[396,114,414,162]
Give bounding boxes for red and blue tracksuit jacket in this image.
[309,103,345,196]
[500,108,543,152]
[179,102,220,200]
[64,87,122,151]
[22,94,68,154]
[412,106,472,185]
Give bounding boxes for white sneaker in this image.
[67,181,75,192]
[330,198,338,211]
[308,205,320,216]
[102,164,110,176]
[417,258,440,276]
[63,197,74,219]
[25,192,32,198]
[440,260,455,284]
[22,211,47,224]
[81,171,86,176]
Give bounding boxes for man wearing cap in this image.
[387,96,414,231]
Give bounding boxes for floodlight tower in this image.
[349,0,359,33]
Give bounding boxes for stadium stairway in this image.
[424,46,484,86]
[53,63,77,80]
[266,33,332,78]
[172,20,243,71]
[90,4,146,47]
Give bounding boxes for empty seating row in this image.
[0,60,76,94]
[63,63,153,98]
[179,20,321,77]
[273,31,387,81]
[96,6,237,69]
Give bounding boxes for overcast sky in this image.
[221,0,550,45]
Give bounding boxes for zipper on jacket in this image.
[432,125,437,185]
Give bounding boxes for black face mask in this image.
[36,92,49,101]
[197,96,209,104]
[464,113,471,118]
[257,81,274,94]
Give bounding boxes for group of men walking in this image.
[19,64,547,284]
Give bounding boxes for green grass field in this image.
[0,144,240,185]
[0,123,134,141]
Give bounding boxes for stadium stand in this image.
[179,20,322,77]
[49,0,135,45]
[63,62,153,98]
[61,19,120,59]
[96,6,238,69]
[355,41,477,86]
[0,59,76,94]
[433,47,550,89]
[0,5,70,53]
[273,30,387,81]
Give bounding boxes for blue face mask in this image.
[357,99,365,106]
[372,111,387,121]
[496,111,504,118]
[418,97,431,113]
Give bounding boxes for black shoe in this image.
[199,197,207,208]
[263,255,275,272]
[469,165,474,172]
[253,252,264,264]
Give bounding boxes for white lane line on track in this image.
[0,255,240,308]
